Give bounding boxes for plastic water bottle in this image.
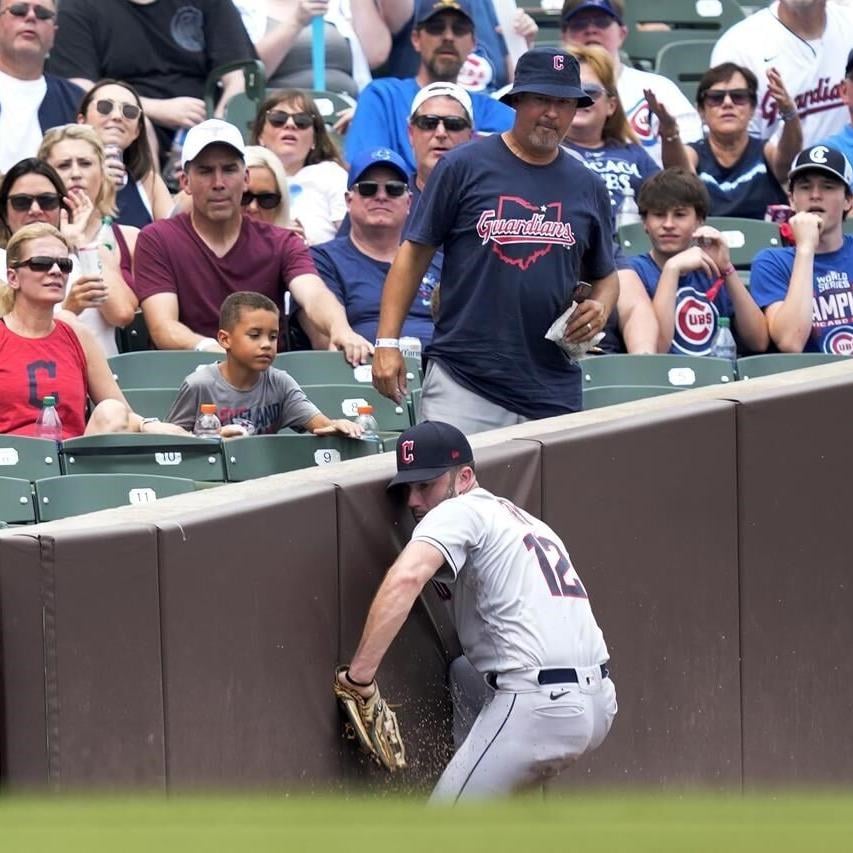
[193,403,221,438]
[615,186,641,230]
[354,405,379,439]
[98,215,115,252]
[35,396,62,441]
[710,316,737,371]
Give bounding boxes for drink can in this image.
[77,244,102,277]
[399,336,422,360]
[765,204,794,224]
[104,143,128,188]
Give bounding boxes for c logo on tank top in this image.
[674,288,718,356]
[476,196,576,271]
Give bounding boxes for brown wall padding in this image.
[334,440,543,792]
[156,485,342,787]
[733,377,853,784]
[534,401,742,787]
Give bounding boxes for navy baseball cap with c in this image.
[562,0,623,25]
[388,421,474,489]
[788,145,853,190]
[348,147,410,189]
[499,47,593,108]
[415,0,474,27]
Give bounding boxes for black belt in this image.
[486,664,609,689]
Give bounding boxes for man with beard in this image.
[711,0,853,147]
[344,0,513,174]
[372,47,618,433]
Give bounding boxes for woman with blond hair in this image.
[242,145,294,230]
[38,124,138,355]
[0,223,184,438]
[564,44,659,218]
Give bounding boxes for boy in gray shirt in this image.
[166,292,364,438]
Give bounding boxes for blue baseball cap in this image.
[415,0,474,27]
[348,148,410,188]
[562,0,623,25]
[499,47,593,107]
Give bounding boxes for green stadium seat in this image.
[61,434,227,482]
[0,476,37,525]
[654,39,716,104]
[843,219,853,235]
[274,351,423,391]
[34,474,197,522]
[583,384,684,409]
[122,388,181,422]
[581,354,737,387]
[205,59,266,141]
[737,353,850,379]
[108,351,222,389]
[300,384,413,432]
[0,435,62,480]
[306,90,357,126]
[223,433,382,481]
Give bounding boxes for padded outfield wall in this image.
[1,363,851,791]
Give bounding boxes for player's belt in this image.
[537,664,609,685]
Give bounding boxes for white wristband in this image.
[374,337,400,348]
[194,337,217,352]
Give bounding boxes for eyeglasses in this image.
[351,180,408,198]
[421,16,473,37]
[0,3,55,21]
[410,113,471,132]
[8,192,61,212]
[94,98,142,121]
[241,190,282,209]
[10,255,73,274]
[265,110,314,129]
[702,88,752,107]
[564,13,615,31]
[581,84,607,103]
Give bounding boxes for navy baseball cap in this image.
[500,47,593,107]
[387,421,474,489]
[348,147,410,189]
[562,0,623,25]
[415,0,474,27]
[788,145,853,190]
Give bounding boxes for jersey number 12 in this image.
[524,533,588,599]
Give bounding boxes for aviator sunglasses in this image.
[0,3,55,20]
[8,192,61,212]
[10,255,73,274]
[701,88,752,107]
[581,84,607,103]
[421,17,473,37]
[94,98,142,121]
[241,190,282,209]
[265,110,314,129]
[411,114,471,132]
[351,181,408,198]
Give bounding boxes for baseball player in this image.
[336,420,617,801]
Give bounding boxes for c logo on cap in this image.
[554,55,564,71]
[401,440,414,464]
[810,146,830,164]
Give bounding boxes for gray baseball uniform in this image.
[411,487,616,801]
[166,363,320,434]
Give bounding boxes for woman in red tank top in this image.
[0,223,186,439]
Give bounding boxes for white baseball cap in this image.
[409,82,474,125]
[181,119,246,168]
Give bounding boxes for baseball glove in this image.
[333,667,407,772]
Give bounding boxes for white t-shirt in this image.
[287,159,348,246]
[0,71,46,173]
[412,488,609,674]
[618,65,703,167]
[711,1,853,145]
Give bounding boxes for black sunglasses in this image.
[0,2,55,20]
[8,192,61,212]
[702,88,752,107]
[11,255,73,274]
[421,17,473,37]
[241,190,282,209]
[94,98,142,121]
[266,110,314,130]
[411,113,471,132]
[581,84,607,103]
[352,180,408,198]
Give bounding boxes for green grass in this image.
[2,792,853,852]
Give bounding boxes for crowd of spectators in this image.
[0,0,851,441]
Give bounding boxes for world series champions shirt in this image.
[405,134,615,418]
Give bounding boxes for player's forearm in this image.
[768,251,816,352]
[376,241,436,338]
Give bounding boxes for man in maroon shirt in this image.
[133,120,371,361]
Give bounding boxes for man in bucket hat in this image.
[372,47,619,433]
[336,421,616,800]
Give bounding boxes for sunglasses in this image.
[421,17,473,37]
[702,88,752,107]
[565,13,615,31]
[0,2,55,20]
[94,98,142,121]
[11,255,73,274]
[265,109,313,129]
[8,192,61,212]
[241,190,282,209]
[581,84,607,103]
[411,113,471,132]
[351,180,408,198]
